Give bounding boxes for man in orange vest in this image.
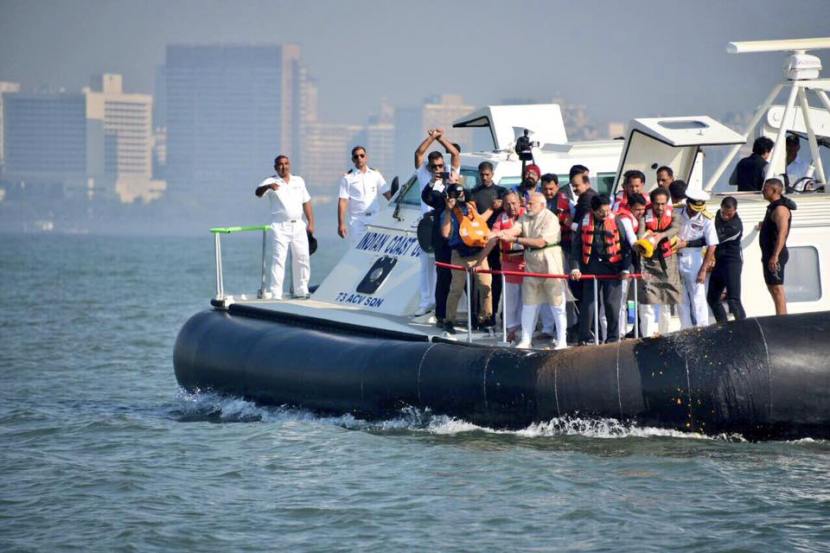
[570,194,631,344]
[489,191,526,342]
[441,183,493,335]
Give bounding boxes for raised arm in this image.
[414,130,437,169]
[435,129,460,171]
[256,182,276,197]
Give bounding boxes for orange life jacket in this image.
[643,207,674,258]
[616,207,639,234]
[495,209,525,256]
[581,213,623,265]
[453,205,490,248]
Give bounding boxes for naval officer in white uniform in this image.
[337,146,390,245]
[676,187,718,328]
[255,155,315,300]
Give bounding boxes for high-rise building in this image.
[302,122,363,196]
[0,81,22,170]
[2,92,101,199]
[164,44,311,211]
[2,74,164,203]
[393,94,473,178]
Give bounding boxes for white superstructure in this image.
[211,37,830,346]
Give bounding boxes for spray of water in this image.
[170,389,754,441]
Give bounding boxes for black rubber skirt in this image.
[174,305,830,440]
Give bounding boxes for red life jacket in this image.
[495,208,526,255]
[616,207,639,234]
[555,192,572,243]
[581,213,623,265]
[643,206,674,258]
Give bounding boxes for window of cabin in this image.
[784,246,822,302]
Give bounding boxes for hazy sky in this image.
[1,0,829,126]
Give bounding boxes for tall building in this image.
[0,81,22,170]
[302,122,363,196]
[164,44,312,211]
[393,94,473,178]
[2,74,163,203]
[3,92,100,199]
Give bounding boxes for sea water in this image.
[1,233,829,552]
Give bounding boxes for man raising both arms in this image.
[255,155,314,300]
[413,129,461,317]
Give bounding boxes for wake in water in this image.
[170,389,748,441]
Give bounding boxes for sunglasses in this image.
[352,153,366,159]
[430,164,445,170]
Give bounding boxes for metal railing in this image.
[209,225,271,300]
[435,261,642,345]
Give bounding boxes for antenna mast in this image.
[704,38,830,191]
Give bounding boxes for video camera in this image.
[445,183,465,200]
[515,129,538,162]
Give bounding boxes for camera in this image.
[445,183,464,200]
[515,129,538,162]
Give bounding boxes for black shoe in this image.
[435,318,445,329]
[443,321,457,335]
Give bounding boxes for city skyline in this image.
[2,1,829,128]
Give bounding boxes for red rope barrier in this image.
[434,261,641,281]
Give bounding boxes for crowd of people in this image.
[411,130,798,348]
[252,129,799,350]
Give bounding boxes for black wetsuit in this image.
[759,197,797,285]
[706,211,745,322]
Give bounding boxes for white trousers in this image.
[521,291,567,346]
[540,304,554,334]
[348,216,369,247]
[268,220,310,299]
[640,303,671,337]
[503,281,523,330]
[677,250,709,328]
[418,250,436,310]
[617,278,631,337]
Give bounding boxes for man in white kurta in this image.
[337,146,389,246]
[487,192,568,349]
[255,155,315,300]
[676,187,718,328]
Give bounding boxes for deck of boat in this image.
[215,296,567,349]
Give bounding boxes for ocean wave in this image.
[169,390,752,441]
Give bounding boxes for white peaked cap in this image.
[685,187,710,201]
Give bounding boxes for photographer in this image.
[441,183,493,334]
[469,161,507,327]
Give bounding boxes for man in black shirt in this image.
[706,196,746,322]
[570,194,631,344]
[760,178,797,315]
[732,136,774,192]
[422,176,453,327]
[469,161,507,327]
